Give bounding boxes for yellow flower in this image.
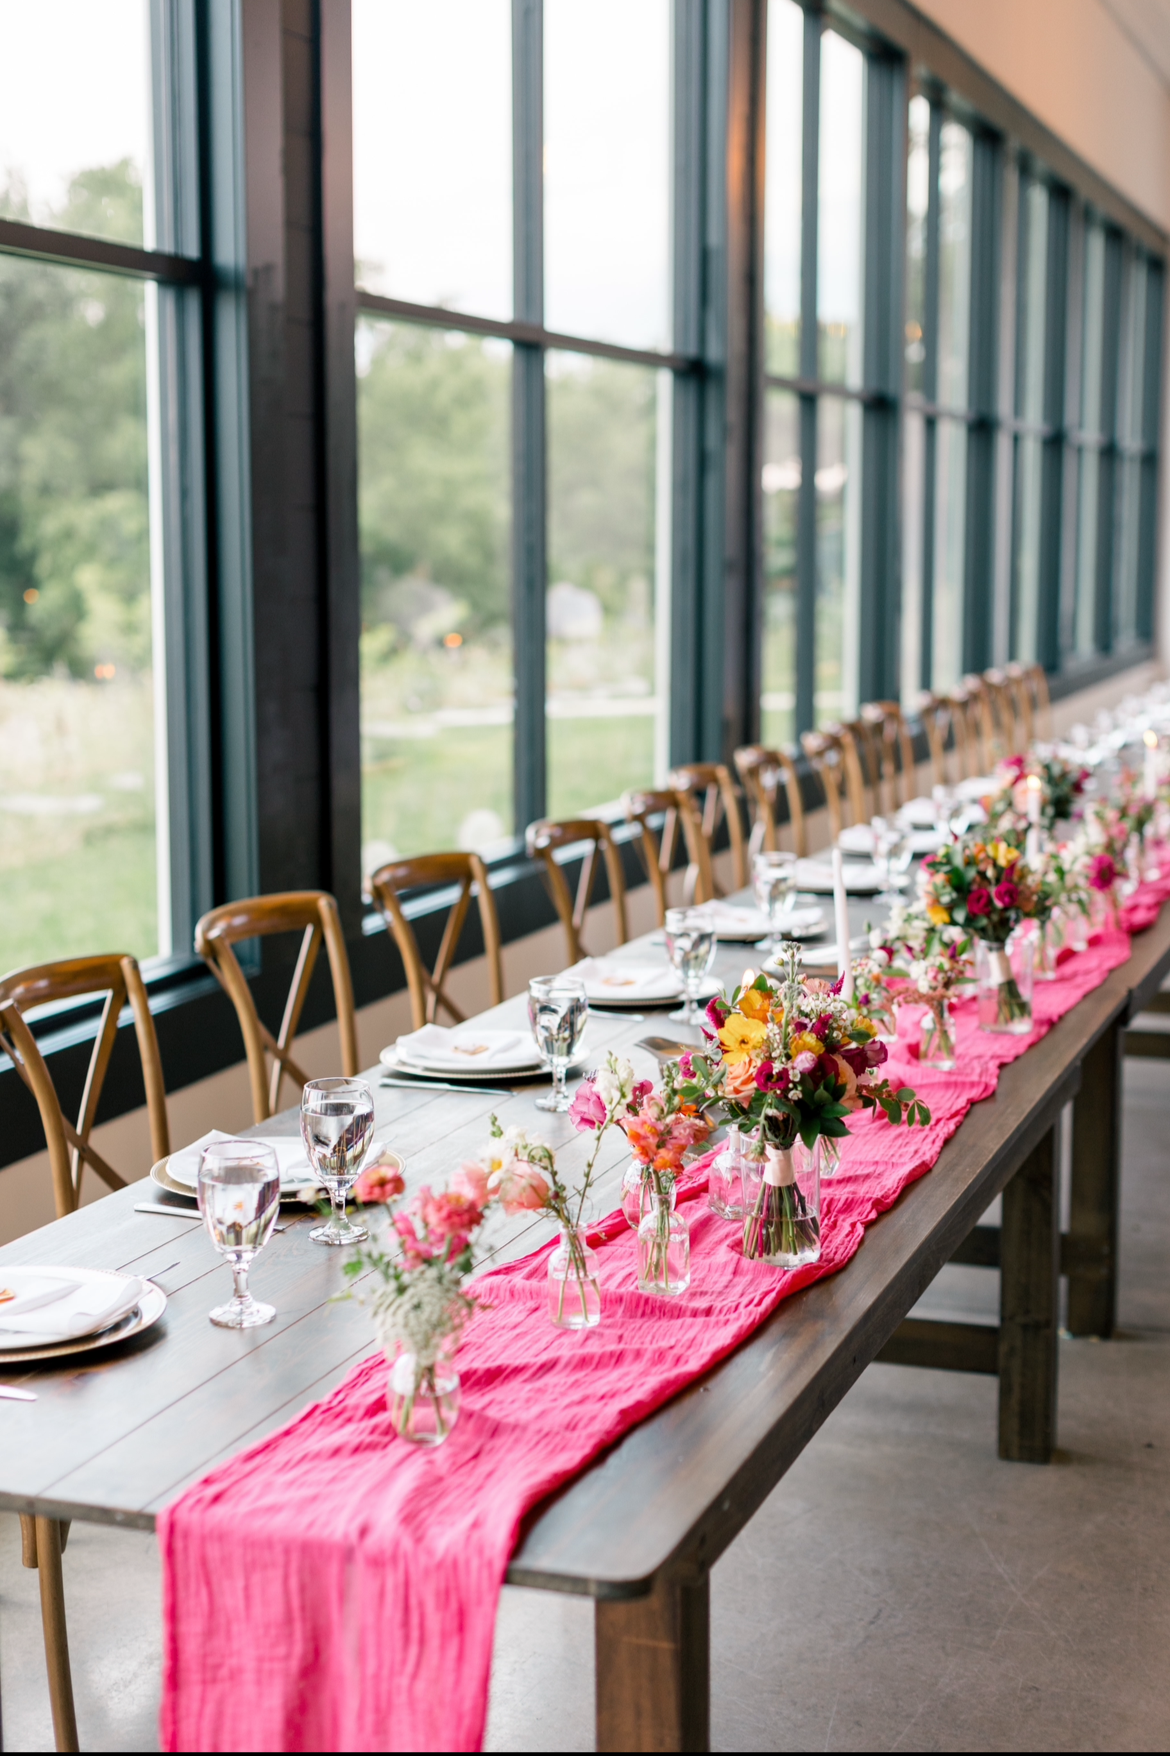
[718,1013,768,1064]
[738,986,772,1023]
[927,902,951,926]
[789,1030,823,1058]
[852,1017,877,1039]
[992,840,1019,868]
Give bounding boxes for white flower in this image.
[594,1052,635,1112]
[869,947,891,970]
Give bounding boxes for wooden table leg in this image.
[32,1516,79,1753]
[595,1568,710,1753]
[1068,1021,1122,1337]
[998,1123,1059,1463]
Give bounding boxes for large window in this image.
[353,0,676,868]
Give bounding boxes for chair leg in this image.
[25,1515,79,1752]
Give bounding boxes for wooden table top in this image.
[2,898,1169,1599]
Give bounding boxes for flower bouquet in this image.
[344,1159,484,1444]
[881,904,972,1068]
[919,836,1039,1032]
[604,1063,710,1296]
[990,750,1089,837]
[677,948,930,1267]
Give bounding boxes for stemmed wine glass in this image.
[752,849,798,957]
[198,1139,281,1328]
[664,908,717,1026]
[871,817,911,909]
[528,976,589,1112]
[300,1077,376,1246]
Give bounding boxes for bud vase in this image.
[547,1224,601,1330]
[818,1134,843,1179]
[741,1137,821,1269]
[708,1126,745,1218]
[1090,884,1120,934]
[920,997,957,1068]
[975,934,1033,1034]
[637,1190,691,1297]
[386,1349,461,1446]
[621,1158,677,1229]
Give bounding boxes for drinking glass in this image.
[872,817,911,908]
[528,976,589,1112]
[300,1077,376,1246]
[752,850,798,956]
[664,908,717,1025]
[198,1139,281,1328]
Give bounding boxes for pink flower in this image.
[828,1053,862,1111]
[794,1050,819,1075]
[352,1161,405,1204]
[677,1052,696,1079]
[967,886,991,917]
[992,880,1019,909]
[569,1081,608,1132]
[451,1160,490,1205]
[493,1162,551,1214]
[411,1186,485,1259]
[393,1209,434,1267]
[1088,853,1116,891]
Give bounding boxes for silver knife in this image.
[380,1076,515,1098]
[0,1385,37,1402]
[134,1202,199,1218]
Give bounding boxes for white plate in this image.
[379,1045,571,1082]
[837,824,876,855]
[394,1025,543,1076]
[794,859,884,894]
[772,935,869,971]
[166,1131,319,1193]
[897,796,939,829]
[575,959,684,1003]
[955,775,999,801]
[0,1267,166,1362]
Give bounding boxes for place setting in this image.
[0,1264,167,1365]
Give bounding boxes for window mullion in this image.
[795,5,820,735]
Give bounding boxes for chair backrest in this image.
[983,669,1022,761]
[666,762,749,894]
[0,955,170,1219]
[860,701,919,812]
[800,728,847,842]
[194,891,359,1124]
[952,680,992,777]
[1023,660,1052,740]
[733,745,808,858]
[525,819,629,966]
[1003,661,1036,748]
[623,789,683,926]
[367,853,503,1033]
[826,719,880,825]
[917,692,954,789]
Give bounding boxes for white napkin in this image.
[837,824,876,855]
[908,828,945,854]
[0,1270,144,1347]
[575,959,682,1001]
[688,901,771,939]
[795,859,883,894]
[167,1129,314,1190]
[897,796,939,829]
[394,1024,538,1072]
[0,1272,80,1319]
[955,775,999,801]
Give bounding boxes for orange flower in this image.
[789,1031,823,1058]
[738,985,772,1023]
[723,1056,761,1100]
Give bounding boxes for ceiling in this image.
[1099,0,1170,92]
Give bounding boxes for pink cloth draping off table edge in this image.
[159,883,1169,1753]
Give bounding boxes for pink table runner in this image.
[160,893,1166,1754]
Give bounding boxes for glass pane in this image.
[546,353,661,816]
[358,321,513,866]
[1012,434,1043,662]
[0,258,156,970]
[1016,180,1048,425]
[1073,446,1100,657]
[905,96,931,395]
[762,391,800,745]
[545,0,670,350]
[901,407,926,703]
[932,416,967,690]
[937,121,972,411]
[1080,221,1105,435]
[352,0,512,318]
[1119,253,1148,446]
[1116,455,1142,643]
[815,396,861,723]
[0,0,150,247]
[817,32,864,388]
[765,0,804,378]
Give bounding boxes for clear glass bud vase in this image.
[741,1137,821,1269]
[547,1224,601,1330]
[708,1126,744,1218]
[637,1193,691,1297]
[975,934,1033,1035]
[386,1349,461,1446]
[621,1158,677,1229]
[1033,912,1063,981]
[920,997,957,1068]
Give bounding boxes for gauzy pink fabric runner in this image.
[159,885,1168,1754]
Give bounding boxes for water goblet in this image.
[528,976,589,1112]
[752,849,798,956]
[301,1077,376,1246]
[664,908,717,1026]
[198,1139,281,1328]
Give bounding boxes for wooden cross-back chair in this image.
[800,728,848,842]
[624,789,685,926]
[666,762,749,896]
[918,692,956,789]
[1019,660,1052,740]
[0,954,170,1220]
[194,891,359,1125]
[1003,661,1036,748]
[948,683,989,779]
[983,669,1025,760]
[367,853,503,1032]
[526,819,629,965]
[823,719,882,825]
[733,745,808,858]
[860,701,919,814]
[961,676,1002,774]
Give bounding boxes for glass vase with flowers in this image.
[883,903,972,1069]
[919,837,1039,1033]
[676,947,930,1268]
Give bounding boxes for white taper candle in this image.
[832,847,854,1001]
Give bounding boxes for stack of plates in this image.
[155,1130,320,1202]
[573,959,721,1009]
[794,858,884,894]
[382,1024,552,1081]
[0,1266,165,1364]
[839,823,944,857]
[687,901,825,941]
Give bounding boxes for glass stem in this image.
[231,1262,250,1306]
[553,1059,567,1105]
[331,1184,346,1230]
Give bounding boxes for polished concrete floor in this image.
[3,1060,1169,1752]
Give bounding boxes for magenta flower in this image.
[967,886,991,917]
[568,1080,608,1132]
[1088,853,1116,892]
[992,880,1019,909]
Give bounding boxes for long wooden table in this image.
[3,902,1169,1752]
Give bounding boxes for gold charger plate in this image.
[149,1149,404,1206]
[0,1277,168,1366]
